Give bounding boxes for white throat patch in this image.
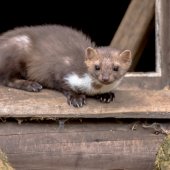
[64,73,122,95]
[64,73,92,92]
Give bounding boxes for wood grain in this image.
[158,0,170,87]
[0,121,166,170]
[0,86,170,118]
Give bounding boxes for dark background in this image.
[0,0,155,71]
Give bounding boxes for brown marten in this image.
[0,25,132,107]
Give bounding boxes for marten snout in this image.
[102,75,109,83]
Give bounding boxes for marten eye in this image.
[95,65,100,71]
[113,66,119,71]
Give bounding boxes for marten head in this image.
[85,47,132,84]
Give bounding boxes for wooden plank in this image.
[118,76,163,90]
[110,0,155,70]
[158,0,170,87]
[0,121,166,170]
[0,86,170,118]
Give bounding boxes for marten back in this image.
[0,25,95,88]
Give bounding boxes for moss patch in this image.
[155,135,170,170]
[0,150,14,170]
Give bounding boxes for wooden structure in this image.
[116,0,168,90]
[1,87,170,119]
[0,0,170,169]
[111,0,155,70]
[0,120,168,170]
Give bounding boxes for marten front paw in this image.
[67,94,86,107]
[95,92,115,103]
[26,82,43,92]
[6,80,43,92]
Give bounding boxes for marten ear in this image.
[85,47,97,60]
[119,50,132,65]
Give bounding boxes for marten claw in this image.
[29,82,43,92]
[67,94,86,108]
[107,98,112,103]
[95,92,115,103]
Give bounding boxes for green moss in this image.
[155,135,170,170]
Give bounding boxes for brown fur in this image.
[0,25,132,107]
[85,47,131,84]
[92,82,103,89]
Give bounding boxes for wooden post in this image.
[110,0,155,70]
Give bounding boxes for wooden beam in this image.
[158,0,170,86]
[0,121,165,170]
[0,86,170,118]
[110,0,155,70]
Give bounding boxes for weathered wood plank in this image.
[0,121,166,170]
[117,76,163,90]
[0,86,170,118]
[110,0,155,69]
[7,153,157,170]
[158,0,170,86]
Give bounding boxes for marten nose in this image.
[102,76,109,83]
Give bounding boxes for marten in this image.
[0,25,132,107]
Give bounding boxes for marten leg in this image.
[54,81,86,107]
[62,90,86,107]
[4,79,43,92]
